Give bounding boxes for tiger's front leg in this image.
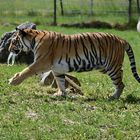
[9,62,47,85]
[9,67,35,85]
[53,73,66,96]
[9,72,24,85]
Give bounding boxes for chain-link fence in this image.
[0,0,139,26]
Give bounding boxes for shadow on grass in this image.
[122,94,140,104]
[43,94,114,103]
[84,94,140,104]
[48,94,86,102]
[32,91,140,104]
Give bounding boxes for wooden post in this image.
[128,0,132,23]
[90,0,93,15]
[60,0,64,16]
[137,0,140,17]
[53,0,57,25]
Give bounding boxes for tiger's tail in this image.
[125,42,140,83]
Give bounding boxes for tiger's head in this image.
[8,28,36,55]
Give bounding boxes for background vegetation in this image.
[0,0,139,26]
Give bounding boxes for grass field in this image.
[0,25,140,139]
[0,0,136,26]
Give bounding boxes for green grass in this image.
[0,25,140,139]
[0,0,138,25]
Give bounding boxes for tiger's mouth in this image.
[14,50,20,54]
[11,49,21,55]
[9,44,20,55]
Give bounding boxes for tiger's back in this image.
[52,32,126,74]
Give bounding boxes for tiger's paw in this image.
[53,90,66,97]
[9,73,23,85]
[108,94,120,100]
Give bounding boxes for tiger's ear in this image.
[15,28,27,36]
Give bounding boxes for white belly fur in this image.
[51,61,69,74]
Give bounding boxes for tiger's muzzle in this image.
[8,44,21,55]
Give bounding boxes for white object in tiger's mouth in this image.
[7,52,17,66]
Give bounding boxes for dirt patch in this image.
[60,20,128,30]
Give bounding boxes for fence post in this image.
[90,0,93,15]
[128,0,132,23]
[60,0,64,16]
[137,0,140,17]
[53,0,57,25]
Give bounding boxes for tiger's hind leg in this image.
[108,69,125,99]
[53,73,66,96]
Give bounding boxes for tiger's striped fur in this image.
[8,29,140,99]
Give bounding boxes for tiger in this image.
[8,28,140,99]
